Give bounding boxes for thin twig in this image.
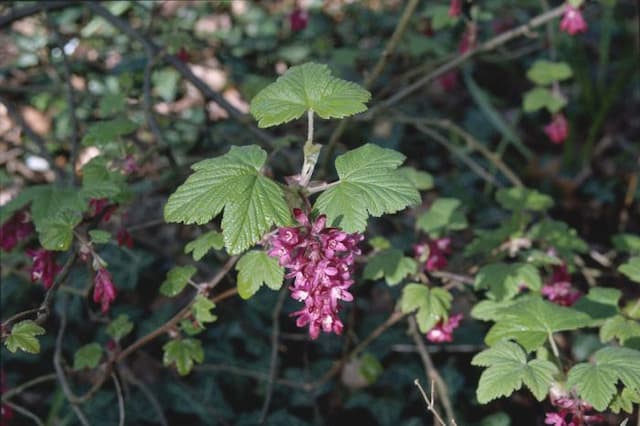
[194,364,308,390]
[259,286,288,423]
[3,401,44,426]
[36,249,77,325]
[413,379,447,426]
[1,373,56,402]
[112,373,125,426]
[121,367,168,426]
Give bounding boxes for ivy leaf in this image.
[315,144,420,233]
[162,338,204,376]
[485,297,592,352]
[160,266,197,297]
[398,167,434,191]
[522,87,566,113]
[4,320,45,354]
[192,295,217,324]
[106,314,134,341]
[82,118,138,146]
[249,62,371,128]
[495,187,554,212]
[416,198,467,237]
[609,388,640,414]
[400,283,452,333]
[235,250,284,299]
[567,346,640,411]
[73,343,103,370]
[526,60,573,85]
[573,287,621,326]
[363,249,417,286]
[89,229,112,245]
[164,145,291,254]
[184,231,224,261]
[472,340,557,403]
[619,257,640,283]
[474,263,542,301]
[600,315,640,346]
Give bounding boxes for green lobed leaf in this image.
[4,320,45,354]
[192,295,217,324]
[38,210,82,251]
[612,233,640,254]
[164,145,291,254]
[98,92,126,117]
[81,156,127,200]
[619,257,640,283]
[314,144,420,233]
[184,231,224,261]
[82,118,138,147]
[522,87,567,113]
[495,187,554,212]
[400,283,452,333]
[526,60,573,85]
[472,340,557,403]
[235,250,284,299]
[363,249,417,286]
[600,315,640,345]
[89,229,112,245]
[397,167,434,191]
[106,314,134,341]
[249,62,371,128]
[609,388,640,414]
[474,263,542,301]
[573,287,621,326]
[529,219,588,258]
[567,346,640,411]
[417,198,468,237]
[160,265,197,297]
[162,338,204,376]
[73,343,103,370]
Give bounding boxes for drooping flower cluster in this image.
[289,8,309,32]
[559,4,587,36]
[414,237,452,272]
[0,211,33,251]
[89,198,117,222]
[459,22,478,53]
[545,393,605,426]
[93,268,117,313]
[26,248,61,290]
[542,264,581,306]
[449,0,462,17]
[117,228,134,248]
[268,209,363,339]
[544,113,569,144]
[426,313,463,343]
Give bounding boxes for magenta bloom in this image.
[26,248,61,290]
[560,4,587,36]
[268,209,363,339]
[459,23,477,53]
[546,394,605,426]
[93,268,117,313]
[414,237,452,272]
[544,113,569,144]
[542,264,581,306]
[426,313,463,343]
[89,198,117,222]
[0,211,33,251]
[289,8,308,32]
[117,228,134,249]
[449,0,462,17]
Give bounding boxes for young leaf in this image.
[162,338,204,376]
[522,87,566,113]
[495,187,553,212]
[82,118,138,147]
[192,295,217,324]
[474,263,542,301]
[417,198,468,237]
[235,250,284,299]
[249,62,371,128]
[4,320,45,354]
[619,257,640,283]
[363,249,417,286]
[526,60,573,85]
[160,265,197,297]
[73,343,103,370]
[164,145,291,254]
[472,340,557,403]
[529,219,588,258]
[184,231,224,261]
[567,346,640,411]
[106,314,134,341]
[314,144,420,233]
[400,283,452,333]
[89,229,112,245]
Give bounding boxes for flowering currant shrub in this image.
[1,1,639,425]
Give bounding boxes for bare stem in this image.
[414,379,447,426]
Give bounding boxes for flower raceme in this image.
[559,4,588,36]
[268,209,363,339]
[544,113,569,144]
[27,248,61,290]
[541,264,581,307]
[93,268,117,313]
[426,313,463,343]
[414,237,452,272]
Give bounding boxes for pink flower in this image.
[89,198,117,222]
[449,0,462,17]
[117,228,133,249]
[0,211,33,251]
[459,23,477,53]
[544,114,569,144]
[268,209,363,339]
[93,268,117,313]
[546,393,606,426]
[289,8,308,32]
[542,264,581,306]
[26,248,61,290]
[414,237,452,272]
[426,313,463,343]
[560,4,587,36]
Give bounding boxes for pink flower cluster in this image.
[27,248,61,290]
[560,4,587,36]
[93,268,117,313]
[544,114,569,144]
[414,237,452,272]
[541,264,581,306]
[449,0,462,17]
[545,394,605,426]
[89,198,117,222]
[289,8,308,32]
[268,209,363,339]
[426,313,463,343]
[0,211,33,251]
